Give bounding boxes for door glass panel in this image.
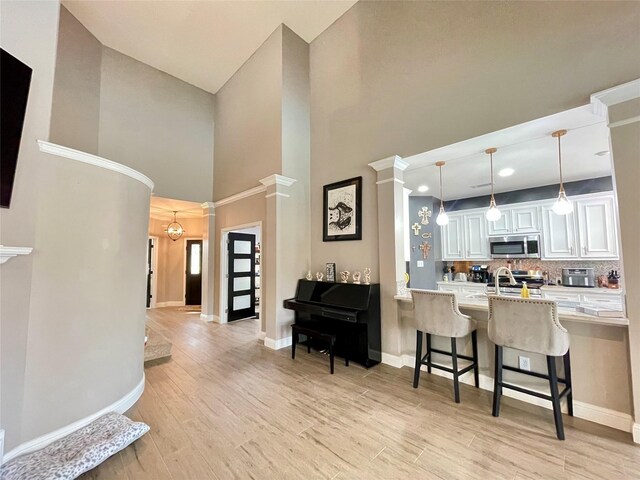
[234,258,251,273]
[233,277,251,292]
[234,240,252,254]
[233,295,251,310]
[190,243,201,274]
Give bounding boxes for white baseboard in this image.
[381,352,404,368]
[395,353,633,434]
[633,423,640,444]
[155,301,184,308]
[200,314,216,323]
[2,374,145,465]
[0,429,4,462]
[264,336,292,350]
[258,331,266,341]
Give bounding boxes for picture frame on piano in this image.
[323,176,362,242]
[326,263,336,282]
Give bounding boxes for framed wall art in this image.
[326,263,336,282]
[323,176,362,242]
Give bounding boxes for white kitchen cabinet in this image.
[576,195,619,259]
[441,213,465,260]
[511,205,540,233]
[580,292,624,305]
[464,212,490,259]
[541,291,581,303]
[541,205,578,259]
[487,209,512,235]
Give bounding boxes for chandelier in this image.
[166,211,185,241]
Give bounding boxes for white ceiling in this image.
[404,106,613,200]
[62,0,357,93]
[150,196,203,221]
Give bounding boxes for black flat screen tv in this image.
[1,48,33,208]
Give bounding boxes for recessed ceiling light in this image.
[417,185,429,192]
[595,150,610,157]
[498,168,514,177]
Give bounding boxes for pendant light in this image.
[166,211,185,241]
[485,147,502,222]
[435,161,449,226]
[551,129,573,215]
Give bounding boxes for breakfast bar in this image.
[395,293,633,431]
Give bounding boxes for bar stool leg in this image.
[471,330,479,388]
[451,337,460,403]
[492,345,503,417]
[292,331,298,359]
[547,355,565,440]
[413,330,423,388]
[329,341,335,375]
[426,333,432,373]
[563,349,573,417]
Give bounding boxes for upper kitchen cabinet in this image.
[511,205,540,233]
[576,194,619,259]
[441,213,465,260]
[464,212,490,259]
[488,205,540,235]
[541,204,578,259]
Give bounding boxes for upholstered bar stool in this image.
[488,296,573,440]
[410,289,479,403]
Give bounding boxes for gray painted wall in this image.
[213,27,283,200]
[309,1,640,282]
[99,47,214,203]
[407,196,441,290]
[49,6,101,155]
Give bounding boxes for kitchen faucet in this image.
[493,266,517,296]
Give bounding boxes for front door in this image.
[227,232,256,321]
[185,239,202,305]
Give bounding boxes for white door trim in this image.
[219,221,263,325]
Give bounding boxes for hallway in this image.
[81,308,639,479]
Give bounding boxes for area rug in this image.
[144,325,172,363]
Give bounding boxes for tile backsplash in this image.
[452,259,622,286]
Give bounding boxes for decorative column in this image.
[200,202,216,322]
[260,174,300,349]
[591,79,640,443]
[368,155,409,365]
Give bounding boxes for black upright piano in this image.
[283,280,381,368]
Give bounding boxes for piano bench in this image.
[291,324,348,374]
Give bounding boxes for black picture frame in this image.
[326,263,336,282]
[323,176,362,242]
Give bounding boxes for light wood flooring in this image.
[81,307,639,479]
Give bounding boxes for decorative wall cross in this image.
[419,241,432,259]
[411,223,422,235]
[418,207,432,225]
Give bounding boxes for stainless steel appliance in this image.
[562,268,595,288]
[469,265,490,283]
[489,234,541,259]
[487,270,543,298]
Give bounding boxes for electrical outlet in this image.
[417,261,424,267]
[519,356,531,371]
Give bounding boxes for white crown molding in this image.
[264,336,292,350]
[368,155,409,172]
[591,79,640,108]
[259,174,297,187]
[608,115,640,129]
[2,374,145,464]
[200,202,215,210]
[375,178,405,186]
[265,192,290,199]
[213,184,266,208]
[0,246,33,265]
[37,141,154,191]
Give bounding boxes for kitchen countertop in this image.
[395,294,629,327]
[540,285,624,294]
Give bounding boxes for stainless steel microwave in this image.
[489,234,541,259]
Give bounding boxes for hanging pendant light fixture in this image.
[551,129,573,215]
[485,147,502,222]
[166,211,185,241]
[435,161,449,226]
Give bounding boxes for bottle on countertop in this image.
[520,281,530,298]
